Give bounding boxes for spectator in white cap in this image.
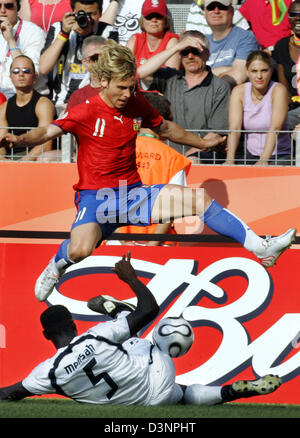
[204,0,260,87]
[126,0,180,70]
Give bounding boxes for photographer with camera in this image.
[39,0,119,111]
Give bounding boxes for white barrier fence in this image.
[0,127,298,166]
[0,126,75,163]
[166,129,297,166]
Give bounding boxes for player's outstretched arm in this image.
[112,252,159,335]
[154,119,226,151]
[0,381,33,402]
[0,124,64,148]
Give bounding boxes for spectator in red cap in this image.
[126,0,180,76]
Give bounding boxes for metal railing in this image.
[0,126,75,162]
[0,126,298,166]
[165,129,297,166]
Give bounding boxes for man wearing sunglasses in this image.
[204,0,259,87]
[0,55,55,161]
[0,0,47,99]
[65,34,105,110]
[137,30,231,163]
[186,0,249,35]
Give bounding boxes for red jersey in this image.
[66,84,100,111]
[29,0,71,33]
[134,31,179,68]
[53,92,163,191]
[239,0,292,49]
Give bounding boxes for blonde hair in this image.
[88,39,137,83]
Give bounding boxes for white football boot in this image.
[35,256,61,302]
[253,228,296,267]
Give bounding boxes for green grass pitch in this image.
[0,399,299,419]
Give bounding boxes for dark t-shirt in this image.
[5,89,41,153]
[273,37,297,96]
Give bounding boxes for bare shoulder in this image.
[126,34,137,49]
[230,83,245,101]
[36,96,56,117]
[166,37,179,48]
[272,82,288,96]
[38,95,55,107]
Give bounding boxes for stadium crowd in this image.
[0,0,299,165]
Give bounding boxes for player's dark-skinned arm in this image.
[112,253,159,336]
[0,381,34,402]
[0,124,63,149]
[153,118,226,151]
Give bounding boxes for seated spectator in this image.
[138,30,230,163]
[39,0,118,112]
[203,0,260,87]
[224,50,291,166]
[66,34,105,109]
[0,55,56,161]
[239,0,292,54]
[126,0,180,73]
[186,0,249,34]
[19,0,119,35]
[273,0,300,129]
[102,0,142,46]
[0,0,47,99]
[114,92,192,246]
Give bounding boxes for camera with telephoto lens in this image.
[74,10,93,29]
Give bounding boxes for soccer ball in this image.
[152,316,194,358]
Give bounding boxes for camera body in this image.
[74,10,93,29]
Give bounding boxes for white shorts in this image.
[123,337,183,406]
[148,347,183,405]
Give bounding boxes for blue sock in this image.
[54,239,75,273]
[201,200,248,245]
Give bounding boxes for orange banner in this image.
[0,162,299,239]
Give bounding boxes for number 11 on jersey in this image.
[93,118,106,137]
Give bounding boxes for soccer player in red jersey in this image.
[0,40,296,302]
